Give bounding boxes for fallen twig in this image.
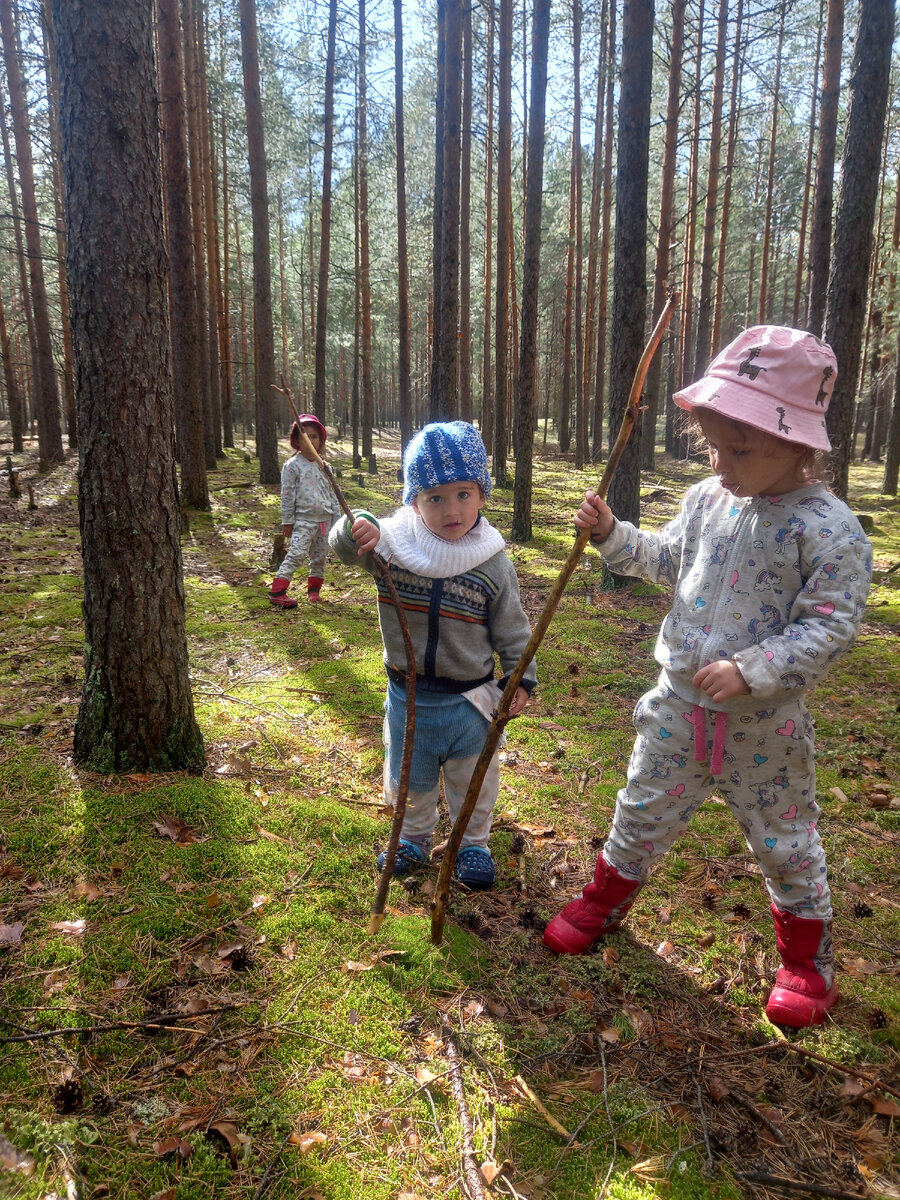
[0,1005,238,1044]
[728,1086,787,1145]
[441,1014,488,1200]
[735,1171,867,1200]
[430,292,678,945]
[756,1040,900,1101]
[252,1130,293,1200]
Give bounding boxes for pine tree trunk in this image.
[481,6,494,449]
[158,0,208,509]
[183,0,216,469]
[435,0,462,422]
[394,0,412,453]
[0,0,63,469]
[51,0,204,773]
[807,0,843,336]
[693,0,728,377]
[573,0,587,469]
[757,0,784,324]
[40,0,76,450]
[196,0,223,456]
[512,0,550,542]
[679,0,703,387]
[823,0,894,497]
[218,112,235,449]
[711,0,743,350]
[0,282,24,452]
[239,0,278,483]
[493,0,513,485]
[592,1,615,460]
[792,2,823,326]
[583,0,607,452]
[606,0,653,533]
[358,0,375,467]
[314,0,338,428]
[458,0,473,423]
[0,77,39,433]
[641,0,684,469]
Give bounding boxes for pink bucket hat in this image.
[673,325,836,451]
[290,413,328,451]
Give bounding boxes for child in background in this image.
[329,421,536,889]
[543,326,872,1029]
[269,414,340,608]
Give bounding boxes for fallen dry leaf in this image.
[344,960,373,973]
[152,814,199,843]
[193,954,227,976]
[655,939,675,958]
[602,946,619,967]
[153,1137,193,1160]
[0,921,24,945]
[50,919,86,936]
[414,1066,440,1086]
[207,1119,251,1166]
[706,1075,731,1102]
[621,1002,654,1038]
[0,1133,35,1175]
[480,1160,506,1185]
[289,1130,327,1154]
[599,1025,620,1044]
[72,880,103,901]
[870,1096,900,1118]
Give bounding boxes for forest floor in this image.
[1,429,899,1200]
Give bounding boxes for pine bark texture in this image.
[606,0,653,530]
[823,0,894,498]
[806,0,843,337]
[492,0,513,484]
[511,0,550,542]
[50,0,204,773]
[239,0,278,484]
[158,0,208,509]
[0,0,63,469]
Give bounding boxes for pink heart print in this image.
[776,719,795,736]
[813,601,835,616]
[780,804,799,820]
[666,783,685,797]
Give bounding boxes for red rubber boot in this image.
[765,903,838,1028]
[307,576,324,603]
[269,577,298,609]
[543,855,641,955]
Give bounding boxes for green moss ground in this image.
[1,436,898,1200]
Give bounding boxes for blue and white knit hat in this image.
[402,421,492,505]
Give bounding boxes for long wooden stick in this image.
[430,294,678,945]
[272,385,416,933]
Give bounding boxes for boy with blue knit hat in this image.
[329,421,536,888]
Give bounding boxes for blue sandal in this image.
[376,839,429,877]
[455,846,495,890]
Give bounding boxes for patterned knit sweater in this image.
[329,506,536,694]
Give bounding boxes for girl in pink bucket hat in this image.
[543,326,873,1029]
[269,414,339,608]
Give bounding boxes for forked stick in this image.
[272,384,416,933]
[430,294,679,945]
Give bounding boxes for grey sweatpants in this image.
[604,681,832,919]
[382,715,499,850]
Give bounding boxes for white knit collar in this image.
[376,505,506,578]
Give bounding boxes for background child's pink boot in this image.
[307,576,324,603]
[543,855,641,955]
[765,903,837,1028]
[269,577,298,608]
